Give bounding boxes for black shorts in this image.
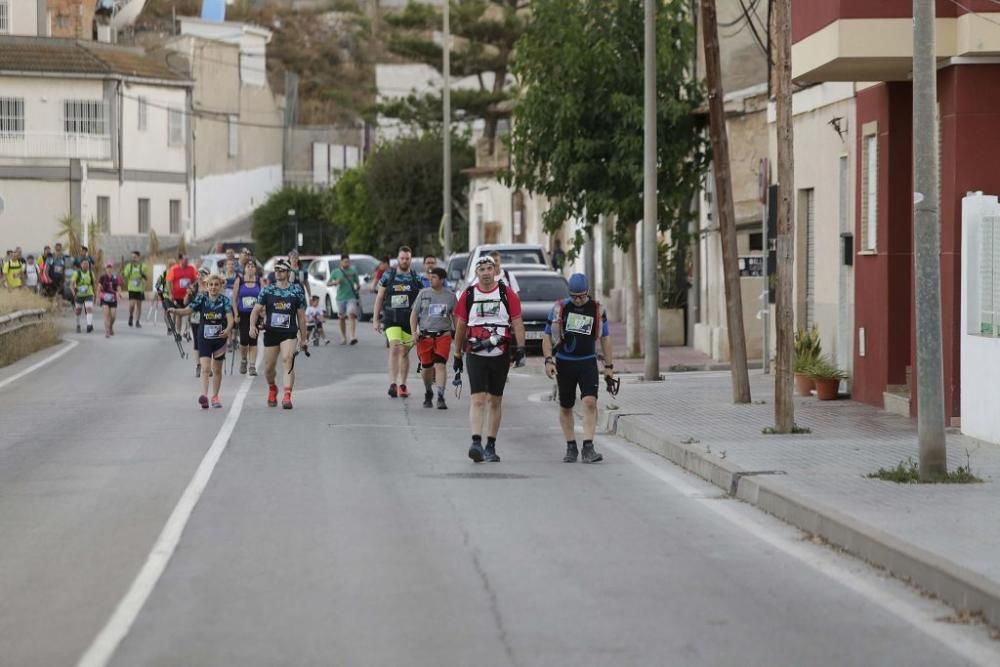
[238,315,258,347]
[128,291,144,301]
[263,330,298,348]
[556,358,600,408]
[74,296,94,306]
[191,322,201,350]
[466,352,511,397]
[198,335,228,359]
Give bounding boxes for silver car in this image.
[307,254,380,320]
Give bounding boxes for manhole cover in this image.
[420,472,538,480]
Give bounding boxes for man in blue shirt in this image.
[542,273,614,464]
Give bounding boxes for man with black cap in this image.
[542,272,614,463]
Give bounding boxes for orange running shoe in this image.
[267,384,278,407]
[282,390,293,410]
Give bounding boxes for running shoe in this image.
[211,396,222,409]
[198,394,209,410]
[468,440,484,463]
[282,390,293,410]
[86,325,93,333]
[350,339,358,345]
[248,366,258,377]
[563,442,579,463]
[581,443,603,464]
[128,317,133,327]
[240,358,247,375]
[437,396,447,410]
[388,383,398,398]
[76,324,81,333]
[483,443,501,463]
[399,384,410,398]
[267,384,278,407]
[423,390,434,408]
[136,321,142,329]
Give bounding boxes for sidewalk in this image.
[605,321,762,373]
[599,371,1000,628]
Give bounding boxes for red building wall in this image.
[792,1,998,44]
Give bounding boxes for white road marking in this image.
[600,438,1000,666]
[76,376,254,667]
[0,339,79,392]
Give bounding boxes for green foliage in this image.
[375,0,525,136]
[657,240,689,309]
[252,187,341,259]
[762,425,813,435]
[330,132,474,256]
[793,325,822,373]
[506,0,709,254]
[805,356,848,381]
[867,457,982,484]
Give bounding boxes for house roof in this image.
[0,36,189,83]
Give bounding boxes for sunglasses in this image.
[570,293,589,301]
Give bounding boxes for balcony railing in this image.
[0,132,112,160]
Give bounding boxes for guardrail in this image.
[0,309,46,337]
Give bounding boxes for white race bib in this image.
[179,278,191,288]
[270,312,291,329]
[391,294,410,309]
[202,324,224,339]
[102,293,115,303]
[565,313,594,335]
[77,285,89,295]
[241,296,256,310]
[429,303,448,317]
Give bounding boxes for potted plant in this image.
[808,356,848,400]
[793,325,822,396]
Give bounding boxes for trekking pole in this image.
[162,299,187,360]
[227,332,237,375]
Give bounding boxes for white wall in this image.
[120,82,188,174]
[0,179,70,252]
[961,192,1000,444]
[8,0,41,36]
[194,163,281,238]
[82,177,188,237]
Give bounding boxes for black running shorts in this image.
[238,315,258,347]
[263,330,298,348]
[555,358,600,409]
[466,352,511,397]
[128,291,145,301]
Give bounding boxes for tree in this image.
[332,168,378,253]
[507,0,708,255]
[251,187,342,259]
[376,0,525,140]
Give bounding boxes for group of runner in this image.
[373,245,613,464]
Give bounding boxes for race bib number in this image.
[179,278,191,288]
[241,296,256,310]
[102,293,115,303]
[202,324,224,339]
[391,294,410,309]
[129,278,142,290]
[429,303,448,317]
[77,285,89,295]
[474,301,501,318]
[565,313,594,335]
[270,312,291,329]
[53,264,64,274]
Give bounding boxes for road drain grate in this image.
[420,472,539,480]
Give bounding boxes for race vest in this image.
[237,280,261,313]
[553,298,602,359]
[123,262,146,292]
[464,283,513,358]
[73,270,95,298]
[380,269,422,325]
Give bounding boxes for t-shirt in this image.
[98,274,120,303]
[454,283,523,357]
[545,298,609,361]
[414,287,457,333]
[71,269,96,298]
[121,262,147,293]
[498,269,520,294]
[257,284,306,335]
[190,293,232,339]
[23,263,39,287]
[168,264,199,301]
[305,305,323,325]
[46,255,67,282]
[330,266,360,303]
[3,258,25,287]
[378,269,423,325]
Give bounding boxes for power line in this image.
[943,0,1000,28]
[119,90,286,130]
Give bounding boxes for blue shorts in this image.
[198,335,228,359]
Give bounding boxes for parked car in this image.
[262,255,316,276]
[307,254,379,320]
[446,252,469,289]
[464,243,551,287]
[510,269,570,351]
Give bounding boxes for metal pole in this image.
[762,194,770,373]
[912,0,947,478]
[442,0,453,258]
[642,0,660,381]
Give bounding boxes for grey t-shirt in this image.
[414,287,457,333]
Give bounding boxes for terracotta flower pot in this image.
[794,373,815,396]
[814,378,841,400]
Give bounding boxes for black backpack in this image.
[380,268,421,324]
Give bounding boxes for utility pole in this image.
[642,0,660,381]
[442,0,453,258]
[912,0,947,478]
[700,0,751,403]
[773,0,795,430]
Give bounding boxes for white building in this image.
[0,35,192,253]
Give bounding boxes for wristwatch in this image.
[544,356,555,365]
[603,363,614,369]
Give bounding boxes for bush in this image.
[252,187,342,259]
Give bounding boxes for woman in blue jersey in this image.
[249,259,308,409]
[232,260,261,376]
[169,274,234,409]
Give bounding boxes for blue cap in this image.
[568,273,589,294]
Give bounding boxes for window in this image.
[64,100,107,135]
[97,196,110,233]
[138,97,148,131]
[749,232,763,252]
[860,125,878,252]
[168,108,184,146]
[138,198,150,234]
[0,0,9,35]
[0,97,24,136]
[169,199,181,235]
[228,115,238,157]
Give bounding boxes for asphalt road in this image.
[0,314,997,667]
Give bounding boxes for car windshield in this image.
[329,257,378,277]
[517,275,570,302]
[448,255,468,277]
[490,249,545,265]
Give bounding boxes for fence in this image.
[0,309,46,338]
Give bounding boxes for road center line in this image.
[0,339,78,392]
[600,438,1000,667]
[76,376,254,667]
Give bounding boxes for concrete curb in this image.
[601,407,1000,628]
